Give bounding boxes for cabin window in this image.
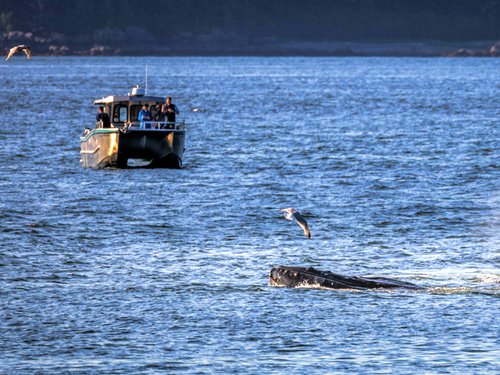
[113,105,128,123]
[130,105,143,122]
[130,104,160,121]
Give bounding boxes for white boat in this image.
[80,85,186,168]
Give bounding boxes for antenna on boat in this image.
[145,64,148,95]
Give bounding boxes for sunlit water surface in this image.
[1,57,500,374]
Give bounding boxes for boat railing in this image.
[94,121,117,130]
[124,121,186,131]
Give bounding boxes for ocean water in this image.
[1,56,500,374]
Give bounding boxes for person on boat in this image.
[151,104,160,120]
[138,104,152,129]
[151,104,163,129]
[96,106,111,128]
[163,97,179,129]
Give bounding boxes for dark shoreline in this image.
[2,30,499,58]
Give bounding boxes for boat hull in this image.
[80,129,185,169]
[269,266,426,290]
[80,129,120,168]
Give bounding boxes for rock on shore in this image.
[442,42,500,57]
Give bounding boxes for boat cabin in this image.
[93,85,170,129]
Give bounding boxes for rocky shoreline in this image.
[2,28,500,57]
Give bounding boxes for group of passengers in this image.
[95,97,179,129]
[138,97,180,129]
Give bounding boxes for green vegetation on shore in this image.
[2,0,500,42]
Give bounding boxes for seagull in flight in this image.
[6,45,31,61]
[281,207,311,239]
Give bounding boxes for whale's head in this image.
[269,266,312,287]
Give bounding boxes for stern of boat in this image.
[80,128,120,168]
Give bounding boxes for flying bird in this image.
[281,207,311,239]
[6,45,31,61]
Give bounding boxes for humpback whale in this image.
[269,266,426,290]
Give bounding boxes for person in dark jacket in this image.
[162,97,179,128]
[151,104,163,129]
[96,106,111,128]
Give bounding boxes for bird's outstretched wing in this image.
[5,45,30,61]
[292,212,312,239]
[6,46,19,61]
[281,208,312,239]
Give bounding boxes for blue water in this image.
[1,56,500,374]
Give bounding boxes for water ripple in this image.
[1,57,500,373]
